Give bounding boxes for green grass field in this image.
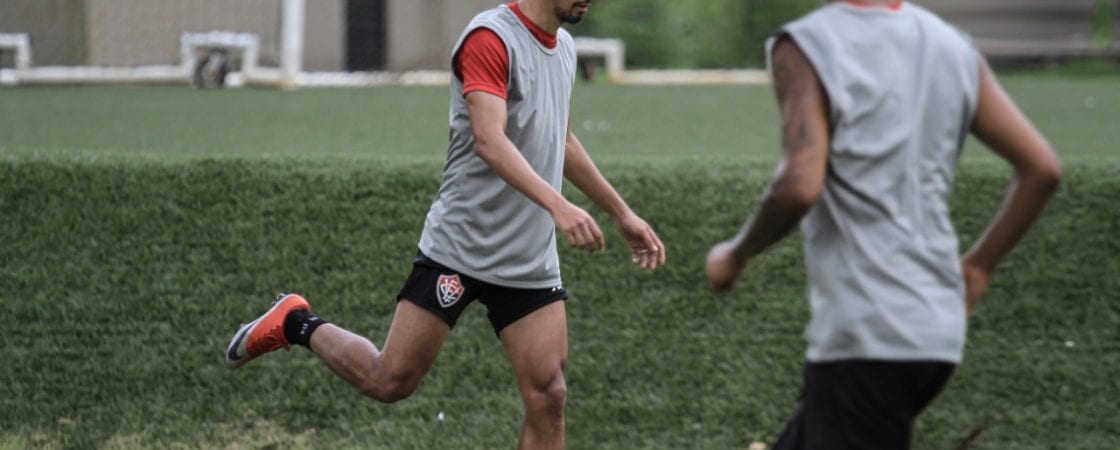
[2,75,1117,163]
[1,76,1118,449]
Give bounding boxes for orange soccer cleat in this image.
[224,293,311,369]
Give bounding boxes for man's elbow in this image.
[769,179,822,215]
[1038,159,1063,193]
[472,134,500,161]
[1025,149,1063,194]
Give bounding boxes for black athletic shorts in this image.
[772,359,956,450]
[396,251,568,335]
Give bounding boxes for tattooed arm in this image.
[705,35,831,293]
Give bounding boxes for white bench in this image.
[574,37,625,83]
[0,33,31,85]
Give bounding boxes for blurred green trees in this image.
[573,0,819,68]
[574,0,1120,69]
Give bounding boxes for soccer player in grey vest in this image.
[704,1,1062,448]
[224,1,665,449]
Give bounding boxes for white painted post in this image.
[281,0,305,89]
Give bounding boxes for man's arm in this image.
[962,56,1063,312]
[705,35,830,293]
[563,127,665,269]
[466,91,605,252]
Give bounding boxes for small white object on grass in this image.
[1065,340,1075,348]
[437,411,445,423]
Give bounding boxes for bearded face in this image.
[554,0,591,24]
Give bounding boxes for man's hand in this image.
[961,254,992,314]
[552,201,605,253]
[614,213,666,270]
[706,240,749,293]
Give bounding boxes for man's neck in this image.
[516,0,562,35]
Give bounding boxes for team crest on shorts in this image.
[436,274,465,308]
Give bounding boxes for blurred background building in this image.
[0,0,498,71]
[1,0,1117,86]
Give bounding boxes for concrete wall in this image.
[0,0,87,65]
[304,0,346,71]
[386,0,497,70]
[84,0,284,66]
[0,0,345,70]
[78,0,501,71]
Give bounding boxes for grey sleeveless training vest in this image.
[419,4,577,289]
[772,2,980,363]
